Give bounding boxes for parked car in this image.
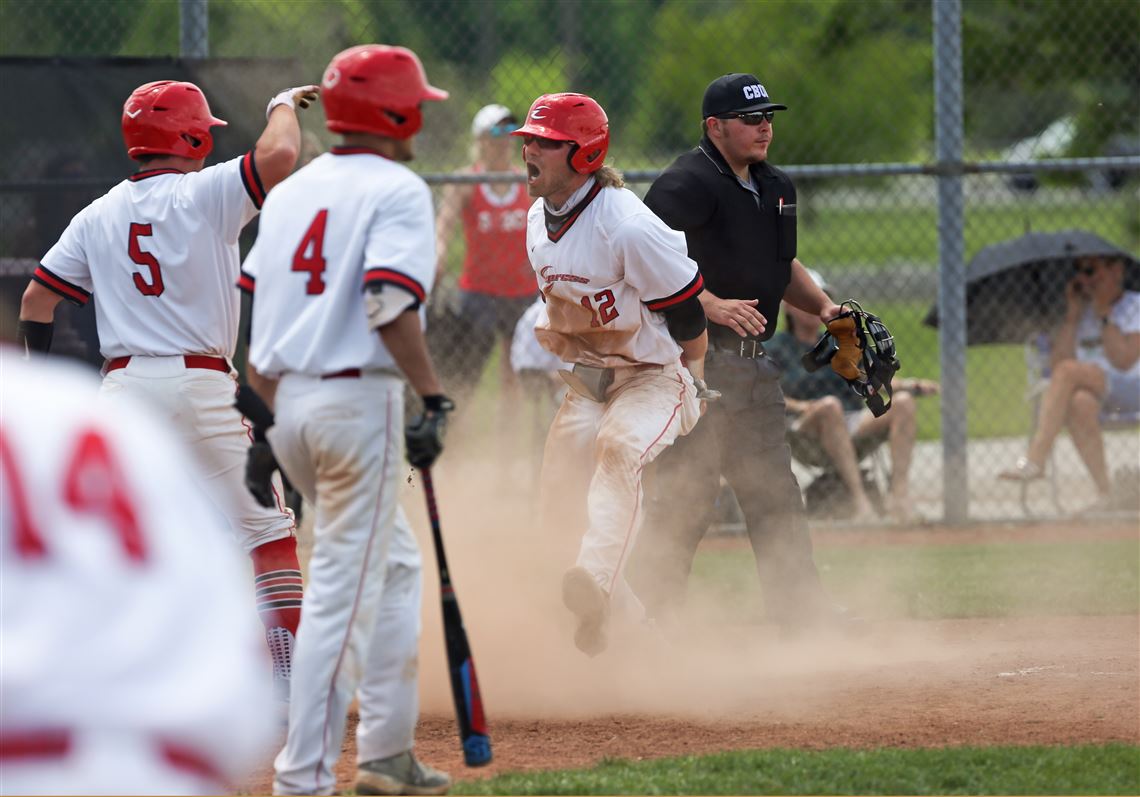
[1003,116,1139,193]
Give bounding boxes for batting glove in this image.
[245,440,280,508]
[693,377,721,402]
[266,84,320,119]
[405,395,455,470]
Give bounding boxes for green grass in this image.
[691,538,1140,624]
[798,193,1140,268]
[452,744,1140,795]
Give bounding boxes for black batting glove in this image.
[245,440,280,508]
[405,395,455,470]
[281,472,303,524]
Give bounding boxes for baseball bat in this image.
[420,466,492,767]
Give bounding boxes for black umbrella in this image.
[924,230,1140,345]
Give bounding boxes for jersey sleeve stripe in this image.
[363,268,426,305]
[239,151,267,209]
[237,271,255,294]
[32,265,90,306]
[645,272,704,312]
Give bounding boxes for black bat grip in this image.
[418,466,492,767]
[421,467,451,585]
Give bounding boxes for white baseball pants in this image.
[99,356,295,551]
[267,373,423,796]
[540,361,699,619]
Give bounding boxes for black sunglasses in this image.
[521,135,568,150]
[1074,262,1100,276]
[717,110,776,125]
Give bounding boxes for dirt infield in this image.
[243,510,1139,794]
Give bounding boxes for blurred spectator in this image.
[1000,255,1140,510]
[766,270,938,523]
[433,104,535,408]
[0,348,275,794]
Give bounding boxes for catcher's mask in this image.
[802,300,901,417]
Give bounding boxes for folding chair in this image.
[786,421,890,518]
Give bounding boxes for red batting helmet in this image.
[121,81,227,161]
[321,44,448,140]
[511,93,609,174]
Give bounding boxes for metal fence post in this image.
[933,0,968,523]
[180,0,209,58]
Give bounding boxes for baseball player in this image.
[238,45,452,796]
[15,78,318,705]
[0,348,276,794]
[510,93,712,656]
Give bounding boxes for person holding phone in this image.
[1000,255,1140,510]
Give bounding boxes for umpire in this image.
[630,73,856,635]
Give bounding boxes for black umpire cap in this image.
[702,73,788,118]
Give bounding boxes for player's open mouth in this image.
[526,163,540,183]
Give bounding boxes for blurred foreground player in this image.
[0,349,276,795]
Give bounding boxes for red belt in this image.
[0,728,222,783]
[105,355,230,373]
[0,729,70,759]
[321,368,361,379]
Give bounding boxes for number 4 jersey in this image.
[35,153,265,360]
[240,147,436,378]
[526,178,704,369]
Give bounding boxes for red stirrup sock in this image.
[250,536,303,699]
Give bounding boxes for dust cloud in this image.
[400,449,985,723]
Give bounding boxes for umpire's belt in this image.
[710,338,766,359]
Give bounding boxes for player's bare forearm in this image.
[379,310,445,398]
[434,183,466,281]
[255,106,303,192]
[679,330,708,380]
[247,365,279,412]
[19,281,64,322]
[698,288,765,337]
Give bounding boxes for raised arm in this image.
[254,86,319,193]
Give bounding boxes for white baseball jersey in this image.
[526,178,704,368]
[511,297,570,373]
[240,147,435,377]
[1075,290,1140,379]
[0,350,275,794]
[35,153,265,359]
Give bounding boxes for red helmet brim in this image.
[509,122,574,141]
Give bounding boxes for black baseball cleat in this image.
[562,566,610,657]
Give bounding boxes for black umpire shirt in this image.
[644,134,797,346]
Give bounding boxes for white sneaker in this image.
[998,457,1044,482]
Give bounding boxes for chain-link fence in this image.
[2,0,1137,524]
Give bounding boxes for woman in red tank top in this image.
[434,104,538,410]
